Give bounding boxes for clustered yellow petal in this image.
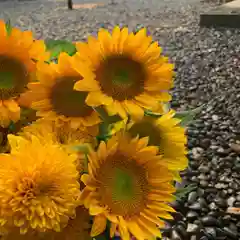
[0,20,188,240]
[0,135,81,234]
[20,118,98,153]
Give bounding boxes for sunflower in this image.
[44,206,92,240]
[2,206,92,240]
[0,134,81,234]
[127,110,188,173]
[21,119,97,174]
[80,133,176,240]
[1,230,44,240]
[21,118,98,153]
[0,20,49,127]
[19,52,101,129]
[74,26,174,121]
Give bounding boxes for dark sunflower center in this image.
[50,76,94,118]
[0,55,29,100]
[97,152,149,217]
[129,120,161,146]
[95,55,147,101]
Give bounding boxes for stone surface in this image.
[200,0,240,28]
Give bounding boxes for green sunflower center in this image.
[129,119,162,146]
[113,69,130,85]
[50,76,94,118]
[0,55,29,100]
[113,168,135,201]
[98,152,149,217]
[95,55,147,101]
[0,72,14,89]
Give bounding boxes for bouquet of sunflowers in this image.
[0,19,190,240]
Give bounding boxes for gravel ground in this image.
[1,0,240,239]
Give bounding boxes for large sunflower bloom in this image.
[19,52,101,129]
[127,110,188,174]
[80,133,176,240]
[0,134,81,234]
[0,20,49,127]
[74,27,174,120]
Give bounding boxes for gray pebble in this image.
[186,223,199,233]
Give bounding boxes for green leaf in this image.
[94,107,122,124]
[70,144,90,154]
[5,19,12,36]
[97,122,111,142]
[94,107,123,142]
[144,110,161,118]
[20,108,37,120]
[8,121,15,132]
[175,105,205,127]
[45,39,77,60]
[175,183,197,201]
[144,102,171,118]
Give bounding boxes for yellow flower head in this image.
[19,52,101,129]
[20,119,98,175]
[0,230,44,240]
[21,118,98,153]
[45,206,92,240]
[127,110,188,173]
[74,26,174,121]
[0,20,49,127]
[80,133,176,240]
[0,135,81,234]
[2,206,92,240]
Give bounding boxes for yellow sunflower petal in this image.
[0,20,7,38]
[127,220,146,240]
[123,101,144,120]
[98,28,112,54]
[110,222,118,238]
[74,78,100,92]
[3,99,20,113]
[119,27,129,53]
[86,91,113,106]
[112,101,128,119]
[29,39,50,62]
[137,217,162,238]
[91,214,107,237]
[119,217,130,240]
[89,205,106,215]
